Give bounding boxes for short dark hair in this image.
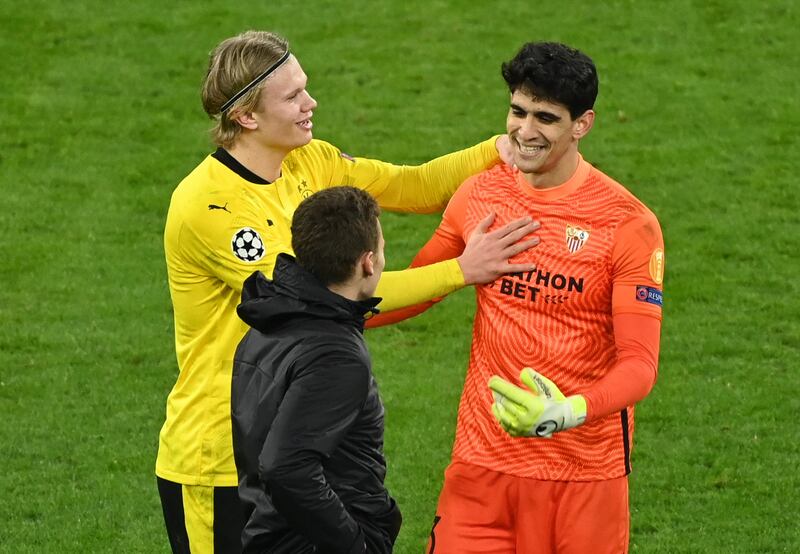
[501,42,598,119]
[291,187,381,286]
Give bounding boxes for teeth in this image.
[520,145,544,153]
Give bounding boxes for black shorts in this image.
[157,476,246,554]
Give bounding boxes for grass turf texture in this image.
[1,1,798,552]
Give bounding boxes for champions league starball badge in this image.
[232,227,265,262]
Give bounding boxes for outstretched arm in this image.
[371,213,540,324]
[324,136,508,213]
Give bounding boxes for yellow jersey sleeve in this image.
[374,258,464,312]
[297,137,501,213]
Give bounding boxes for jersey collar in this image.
[515,154,591,202]
[212,148,272,185]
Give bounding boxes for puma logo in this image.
[208,203,231,213]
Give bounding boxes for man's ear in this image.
[360,251,375,277]
[572,109,595,140]
[230,109,259,131]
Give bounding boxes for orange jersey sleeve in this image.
[582,312,660,422]
[581,210,664,420]
[611,211,665,319]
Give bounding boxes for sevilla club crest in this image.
[565,225,590,253]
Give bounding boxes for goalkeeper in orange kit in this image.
[369,41,664,554]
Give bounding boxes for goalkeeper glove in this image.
[488,368,587,438]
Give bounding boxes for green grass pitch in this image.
[1,1,798,552]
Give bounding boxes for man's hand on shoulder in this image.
[495,135,516,168]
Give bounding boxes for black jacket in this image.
[232,254,401,554]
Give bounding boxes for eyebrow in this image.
[510,102,562,122]
[285,87,303,99]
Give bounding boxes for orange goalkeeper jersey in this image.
[408,158,664,481]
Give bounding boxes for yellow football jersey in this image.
[157,137,499,485]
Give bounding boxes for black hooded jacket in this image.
[232,254,401,554]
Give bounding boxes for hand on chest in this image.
[471,207,614,310]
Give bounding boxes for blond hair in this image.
[201,31,289,148]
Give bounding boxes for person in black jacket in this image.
[231,186,400,554]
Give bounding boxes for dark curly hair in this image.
[502,42,598,119]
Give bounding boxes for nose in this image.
[517,116,538,140]
[303,91,318,112]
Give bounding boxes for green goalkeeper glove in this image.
[488,368,587,438]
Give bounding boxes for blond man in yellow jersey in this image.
[157,30,540,554]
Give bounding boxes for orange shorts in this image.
[425,461,629,554]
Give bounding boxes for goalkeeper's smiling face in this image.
[251,56,318,154]
[506,90,594,189]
